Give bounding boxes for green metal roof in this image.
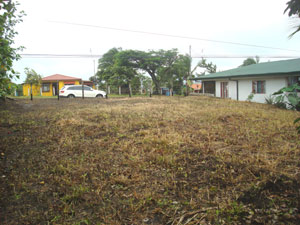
[193,58,300,80]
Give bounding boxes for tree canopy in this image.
[24,68,42,85]
[284,0,300,37]
[240,56,260,67]
[0,0,25,99]
[96,48,191,95]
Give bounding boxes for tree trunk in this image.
[119,86,121,95]
[147,71,160,95]
[128,83,132,97]
[30,83,33,101]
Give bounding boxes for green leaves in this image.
[0,0,25,98]
[273,83,300,135]
[295,117,300,134]
[284,0,300,38]
[24,68,42,85]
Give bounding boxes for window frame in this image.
[252,80,266,94]
[42,83,50,92]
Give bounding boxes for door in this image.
[221,82,228,98]
[52,82,58,96]
[84,86,93,97]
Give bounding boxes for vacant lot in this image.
[0,96,300,224]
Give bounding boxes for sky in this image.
[11,0,300,83]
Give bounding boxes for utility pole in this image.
[186,45,191,96]
[82,80,84,99]
[57,80,60,101]
[90,48,96,76]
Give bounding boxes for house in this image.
[23,74,95,96]
[193,58,300,103]
[190,83,202,93]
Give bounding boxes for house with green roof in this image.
[193,58,300,103]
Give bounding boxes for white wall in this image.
[216,81,221,97]
[215,80,237,100]
[214,77,287,104]
[229,81,237,100]
[239,78,286,103]
[238,80,253,101]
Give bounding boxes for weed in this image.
[0,97,299,224]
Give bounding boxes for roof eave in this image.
[192,71,300,80]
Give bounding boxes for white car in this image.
[59,85,107,98]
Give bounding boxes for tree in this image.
[139,74,152,94]
[0,0,25,99]
[240,56,260,67]
[284,1,300,134]
[114,49,180,94]
[24,68,42,100]
[162,54,189,95]
[195,58,217,75]
[96,47,121,94]
[284,0,300,37]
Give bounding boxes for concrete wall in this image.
[215,77,287,103]
[216,81,221,97]
[239,78,286,103]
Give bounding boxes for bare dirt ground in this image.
[1,96,300,224]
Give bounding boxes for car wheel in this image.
[68,94,75,98]
[96,94,103,98]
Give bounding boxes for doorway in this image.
[52,83,58,96]
[221,82,228,98]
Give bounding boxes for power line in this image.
[48,20,300,53]
[20,53,300,59]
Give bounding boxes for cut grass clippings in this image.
[0,96,300,224]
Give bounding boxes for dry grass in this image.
[0,96,300,224]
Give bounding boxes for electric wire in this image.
[48,20,300,53]
[20,53,300,59]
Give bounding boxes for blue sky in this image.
[12,0,300,84]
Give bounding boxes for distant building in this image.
[190,83,202,93]
[22,74,95,96]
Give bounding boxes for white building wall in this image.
[238,80,253,101]
[215,81,221,97]
[239,77,286,103]
[214,77,287,103]
[228,81,237,100]
[215,80,237,99]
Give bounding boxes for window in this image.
[287,76,300,86]
[42,83,50,92]
[252,81,265,94]
[84,86,92,91]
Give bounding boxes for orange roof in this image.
[190,83,202,90]
[42,74,81,81]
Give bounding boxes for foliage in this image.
[1,97,299,224]
[273,83,300,134]
[24,68,42,85]
[246,93,254,102]
[139,74,152,94]
[284,0,300,37]
[194,58,217,76]
[265,95,275,104]
[240,56,260,67]
[96,48,190,95]
[0,0,25,99]
[295,117,300,134]
[272,83,300,111]
[96,47,121,88]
